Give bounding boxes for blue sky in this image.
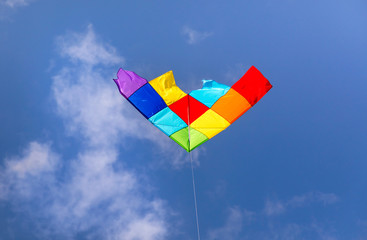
[0,0,367,239]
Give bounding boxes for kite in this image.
[113,66,272,240]
[113,66,272,152]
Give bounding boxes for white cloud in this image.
[288,192,339,207]
[0,0,33,8]
[57,24,124,66]
[264,192,340,216]
[0,25,172,239]
[208,207,244,240]
[268,223,304,240]
[311,222,338,240]
[2,142,168,239]
[182,26,212,45]
[1,142,58,200]
[264,199,286,216]
[208,203,339,240]
[5,142,58,178]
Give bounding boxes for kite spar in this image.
[113,66,272,239]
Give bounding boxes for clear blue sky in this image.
[1,0,367,239]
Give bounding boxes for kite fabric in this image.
[114,66,272,152]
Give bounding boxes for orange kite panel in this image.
[211,88,252,124]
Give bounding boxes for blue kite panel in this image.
[149,107,188,136]
[128,83,167,119]
[189,80,230,108]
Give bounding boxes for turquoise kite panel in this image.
[189,80,231,108]
[149,107,188,136]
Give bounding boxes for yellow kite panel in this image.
[149,71,187,106]
[190,109,230,138]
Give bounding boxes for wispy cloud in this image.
[5,142,58,178]
[288,192,340,207]
[0,24,171,239]
[0,0,33,8]
[263,199,286,216]
[2,142,168,239]
[181,26,212,45]
[264,192,340,216]
[207,192,340,240]
[1,142,58,200]
[57,24,123,66]
[208,207,245,240]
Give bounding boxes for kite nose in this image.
[201,79,214,88]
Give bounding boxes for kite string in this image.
[189,150,201,240]
[187,97,201,240]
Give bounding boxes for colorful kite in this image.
[114,66,272,152]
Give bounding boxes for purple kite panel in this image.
[113,68,147,98]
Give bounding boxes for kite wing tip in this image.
[114,68,124,80]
